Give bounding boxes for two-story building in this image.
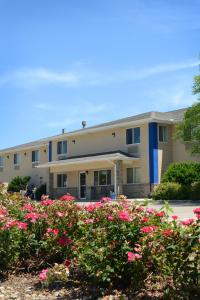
[0,108,199,199]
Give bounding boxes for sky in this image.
[0,0,200,149]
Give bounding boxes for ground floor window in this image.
[57,174,67,188]
[127,167,140,184]
[94,170,111,186]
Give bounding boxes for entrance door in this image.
[79,172,86,199]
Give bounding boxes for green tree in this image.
[175,74,200,154]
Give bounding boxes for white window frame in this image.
[94,170,112,186]
[126,127,141,145]
[127,167,141,184]
[32,150,40,163]
[57,140,68,157]
[158,125,168,143]
[57,173,67,188]
[14,153,20,166]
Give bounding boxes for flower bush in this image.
[0,184,199,296]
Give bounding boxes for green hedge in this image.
[161,161,200,185]
[7,176,31,193]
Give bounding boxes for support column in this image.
[114,160,123,196]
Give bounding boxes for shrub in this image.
[190,181,200,200]
[35,184,47,200]
[161,161,200,186]
[152,182,190,200]
[7,176,31,193]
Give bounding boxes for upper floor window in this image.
[94,170,111,186]
[57,140,67,155]
[126,127,140,144]
[14,153,20,166]
[57,174,67,188]
[32,150,39,163]
[0,156,4,167]
[159,125,168,142]
[127,167,140,184]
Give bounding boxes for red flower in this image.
[172,215,178,220]
[59,194,76,201]
[22,203,35,212]
[118,211,132,222]
[162,229,174,237]
[58,237,73,246]
[140,225,157,233]
[64,259,71,267]
[193,208,200,215]
[155,211,165,217]
[141,217,149,223]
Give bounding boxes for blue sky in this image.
[0,0,199,149]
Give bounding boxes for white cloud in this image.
[0,59,199,88]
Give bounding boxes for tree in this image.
[175,74,200,154]
[7,176,31,192]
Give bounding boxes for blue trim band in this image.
[149,122,158,184]
[49,141,52,162]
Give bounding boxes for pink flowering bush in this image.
[0,184,199,296]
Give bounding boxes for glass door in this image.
[79,172,86,199]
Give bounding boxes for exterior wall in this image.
[171,125,200,162]
[0,145,49,186]
[51,123,150,185]
[157,124,173,183]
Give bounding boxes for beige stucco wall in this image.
[171,125,200,162]
[51,123,150,184]
[157,124,173,183]
[0,145,49,186]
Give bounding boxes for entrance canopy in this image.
[37,151,139,169]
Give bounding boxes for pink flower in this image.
[59,194,76,201]
[16,221,28,230]
[22,203,35,211]
[127,251,142,262]
[58,237,73,246]
[146,208,155,214]
[41,199,54,206]
[86,204,96,212]
[141,217,149,223]
[0,207,8,219]
[56,211,65,218]
[118,211,132,222]
[101,197,111,203]
[172,215,178,220]
[107,215,114,221]
[193,208,200,215]
[181,219,194,226]
[24,213,41,223]
[140,225,157,233]
[39,269,48,282]
[84,218,94,224]
[46,228,59,235]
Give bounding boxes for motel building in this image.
[0,108,199,200]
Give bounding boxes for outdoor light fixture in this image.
[72,140,76,144]
[24,152,26,156]
[86,171,89,175]
[44,149,47,153]
[7,155,9,159]
[112,132,116,137]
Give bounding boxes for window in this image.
[0,156,4,167]
[57,174,67,188]
[14,153,20,166]
[94,170,111,186]
[57,140,67,155]
[127,168,140,184]
[126,127,140,144]
[159,126,168,142]
[32,150,39,163]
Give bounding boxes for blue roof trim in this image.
[149,122,158,184]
